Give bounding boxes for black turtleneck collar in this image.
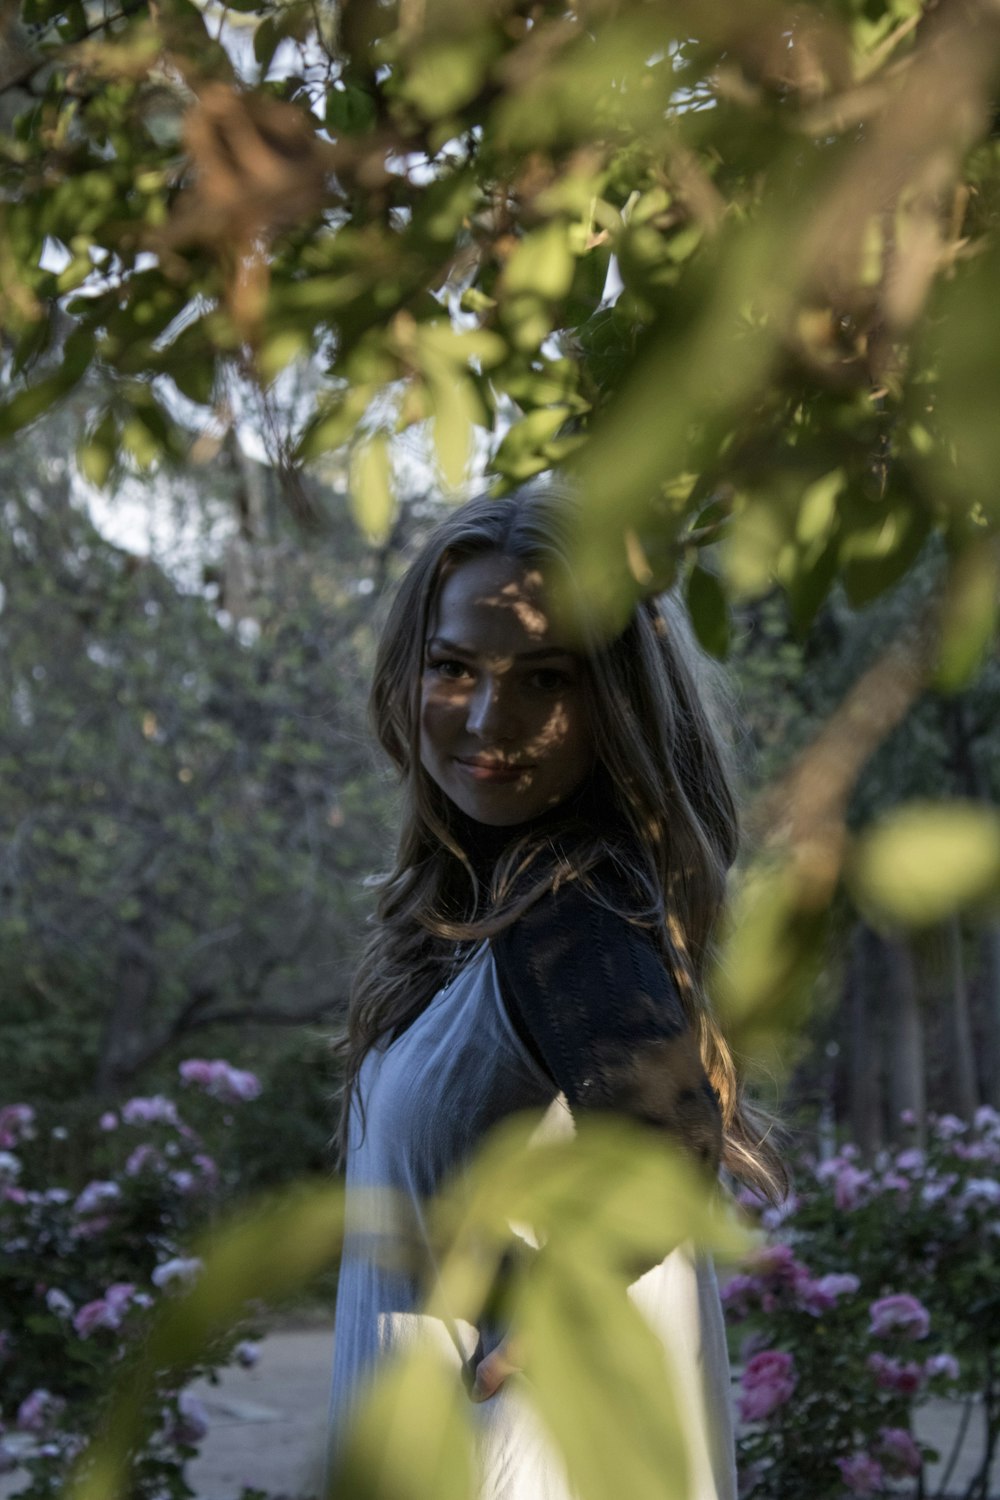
[450,770,613,884]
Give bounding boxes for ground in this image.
[2,1326,998,1498]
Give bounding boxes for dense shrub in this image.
[724,1108,1000,1498]
[0,1062,265,1499]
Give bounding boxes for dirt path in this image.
[184,1328,332,1500]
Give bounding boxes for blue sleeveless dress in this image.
[328,943,737,1500]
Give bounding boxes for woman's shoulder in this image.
[490,843,685,1036]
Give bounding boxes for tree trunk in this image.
[846,923,885,1153]
[978,922,1000,1109]
[882,934,925,1141]
[94,921,156,1093]
[944,914,979,1119]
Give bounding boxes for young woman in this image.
[329,484,785,1499]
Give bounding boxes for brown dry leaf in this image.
[168,82,337,246]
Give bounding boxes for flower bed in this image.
[0,1062,263,1499]
[723,1108,1000,1498]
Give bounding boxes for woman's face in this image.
[420,551,595,827]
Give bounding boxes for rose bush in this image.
[724,1108,1000,1498]
[0,1061,265,1499]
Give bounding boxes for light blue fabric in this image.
[327,943,737,1500]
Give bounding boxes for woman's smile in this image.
[419,552,594,826]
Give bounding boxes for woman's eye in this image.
[428,658,471,681]
[527,668,573,692]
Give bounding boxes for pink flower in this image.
[867,1353,925,1395]
[105,1282,135,1315]
[747,1243,797,1279]
[169,1391,209,1446]
[876,1427,922,1477]
[125,1144,163,1177]
[152,1256,202,1291]
[73,1179,121,1216]
[721,1274,760,1318]
[924,1353,960,1383]
[16,1389,63,1434]
[834,1164,872,1211]
[894,1148,924,1173]
[0,1105,35,1149]
[837,1453,885,1494]
[795,1270,859,1315]
[869,1294,930,1339]
[121,1095,179,1127]
[738,1350,796,1422]
[932,1113,967,1140]
[178,1058,261,1104]
[45,1288,74,1320]
[73,1300,118,1338]
[98,1111,118,1131]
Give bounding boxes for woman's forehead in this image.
[428,552,576,652]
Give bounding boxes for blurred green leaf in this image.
[934,545,999,693]
[849,801,1000,927]
[349,432,394,542]
[328,1343,475,1500]
[686,563,730,658]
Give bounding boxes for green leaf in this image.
[326,83,377,135]
[934,546,998,693]
[401,36,496,119]
[430,372,482,491]
[686,564,729,658]
[349,432,394,542]
[328,1343,474,1500]
[504,223,575,301]
[849,801,1000,927]
[254,15,280,71]
[493,406,572,481]
[0,327,91,439]
[77,409,117,488]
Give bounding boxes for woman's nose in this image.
[466,675,515,741]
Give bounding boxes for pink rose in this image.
[795,1270,859,1315]
[179,1059,261,1104]
[73,1300,117,1338]
[837,1453,885,1494]
[834,1164,872,1211]
[867,1353,924,1395]
[738,1350,796,1422]
[0,1105,35,1149]
[869,1294,930,1340]
[876,1427,922,1477]
[16,1389,63,1434]
[169,1392,209,1446]
[721,1274,760,1318]
[121,1095,179,1127]
[924,1352,960,1383]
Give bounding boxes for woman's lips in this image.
[454,758,532,783]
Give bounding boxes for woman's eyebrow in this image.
[426,636,577,662]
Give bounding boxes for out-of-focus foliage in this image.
[61,1114,745,1500]
[0,415,386,1102]
[3,0,1000,1055]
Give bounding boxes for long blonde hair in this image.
[336,485,786,1200]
